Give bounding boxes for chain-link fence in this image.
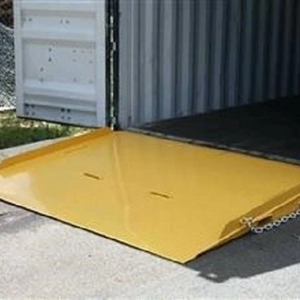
[0,21,15,110]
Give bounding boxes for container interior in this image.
[142,97,300,165]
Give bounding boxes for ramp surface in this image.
[0,129,300,262]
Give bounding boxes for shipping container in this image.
[14,0,300,161]
[118,0,300,128]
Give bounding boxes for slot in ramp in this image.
[0,129,300,262]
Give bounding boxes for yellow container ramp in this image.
[0,129,300,263]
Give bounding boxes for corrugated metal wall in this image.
[118,0,300,128]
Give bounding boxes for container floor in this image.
[142,98,300,165]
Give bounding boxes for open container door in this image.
[14,0,107,127]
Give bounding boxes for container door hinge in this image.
[106,2,119,130]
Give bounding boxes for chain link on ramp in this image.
[242,205,300,234]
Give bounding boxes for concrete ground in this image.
[0,141,300,299]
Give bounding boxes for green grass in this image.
[0,111,88,149]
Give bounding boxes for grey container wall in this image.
[118,0,300,128]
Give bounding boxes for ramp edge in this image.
[0,128,112,170]
[190,183,300,262]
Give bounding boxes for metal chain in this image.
[242,207,300,234]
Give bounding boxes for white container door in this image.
[14,0,107,127]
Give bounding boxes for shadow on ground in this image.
[187,218,300,283]
[0,201,47,235]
